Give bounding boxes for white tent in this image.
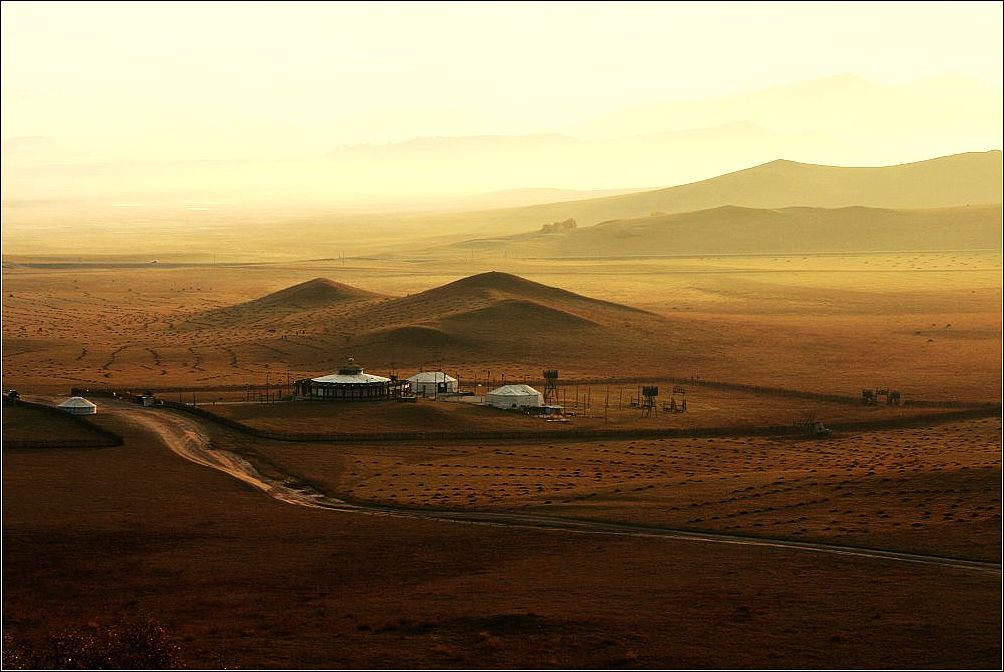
[485,384,543,409]
[58,396,97,415]
[407,371,458,396]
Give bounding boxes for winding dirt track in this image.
[110,402,1001,575]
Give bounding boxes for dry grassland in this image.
[3,412,1000,669]
[2,249,1000,668]
[218,415,1000,563]
[206,390,970,437]
[2,250,1000,401]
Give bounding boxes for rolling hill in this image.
[391,151,1002,250]
[343,271,655,352]
[441,203,1003,258]
[188,271,706,373]
[338,272,693,368]
[243,277,382,308]
[188,277,385,329]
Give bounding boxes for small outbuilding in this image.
[485,384,543,410]
[407,371,458,396]
[58,396,97,415]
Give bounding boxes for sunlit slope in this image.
[397,151,1002,243]
[444,204,1002,258]
[180,271,712,374]
[186,277,384,329]
[337,272,716,369]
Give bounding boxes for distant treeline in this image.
[540,218,577,233]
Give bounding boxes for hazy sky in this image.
[2,1,1001,161]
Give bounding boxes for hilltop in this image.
[341,272,662,363]
[188,277,384,328]
[177,271,698,374]
[246,277,381,307]
[377,271,651,315]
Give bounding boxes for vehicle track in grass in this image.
[89,399,1004,575]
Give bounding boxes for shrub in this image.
[2,617,182,669]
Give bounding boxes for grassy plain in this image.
[2,246,1001,668]
[3,411,1000,669]
[222,417,999,562]
[2,250,1000,399]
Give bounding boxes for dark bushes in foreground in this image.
[3,617,182,669]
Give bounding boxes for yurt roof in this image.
[312,372,391,385]
[487,384,541,396]
[407,371,458,384]
[58,396,97,408]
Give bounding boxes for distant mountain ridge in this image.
[397,150,1002,248]
[574,73,1002,151]
[440,203,1002,258]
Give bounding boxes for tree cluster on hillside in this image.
[541,218,577,233]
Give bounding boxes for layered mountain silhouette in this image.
[413,151,1002,245]
[445,203,1002,258]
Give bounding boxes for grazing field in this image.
[2,410,1000,669]
[2,248,1000,669]
[203,389,977,438]
[2,251,1000,401]
[216,415,1001,563]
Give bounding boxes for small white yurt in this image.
[407,371,458,396]
[58,396,97,415]
[485,384,543,410]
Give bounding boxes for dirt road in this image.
[94,400,1004,574]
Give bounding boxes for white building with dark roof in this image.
[294,358,409,401]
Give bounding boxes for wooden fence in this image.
[159,400,1000,444]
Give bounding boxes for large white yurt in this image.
[293,358,410,401]
[485,384,543,410]
[407,371,458,396]
[58,396,97,415]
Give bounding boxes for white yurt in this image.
[293,358,410,401]
[407,371,458,396]
[58,396,97,415]
[485,384,543,410]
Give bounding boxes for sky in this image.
[2,1,1002,162]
